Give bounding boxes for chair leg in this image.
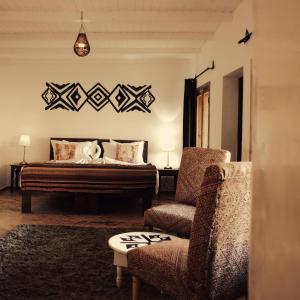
[22,191,31,213]
[132,276,140,300]
[141,188,153,215]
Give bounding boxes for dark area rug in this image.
[0,225,173,300]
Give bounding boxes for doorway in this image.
[222,68,243,161]
[196,83,210,148]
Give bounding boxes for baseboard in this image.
[0,185,8,191]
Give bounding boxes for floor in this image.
[0,188,247,300]
[0,188,174,237]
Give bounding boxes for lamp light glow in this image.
[19,135,30,147]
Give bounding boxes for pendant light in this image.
[74,11,90,57]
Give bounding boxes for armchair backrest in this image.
[188,162,252,299]
[175,147,231,206]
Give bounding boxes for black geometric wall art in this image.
[42,82,156,113]
[109,84,133,112]
[87,83,110,111]
[66,83,88,111]
[43,83,76,111]
[121,84,152,113]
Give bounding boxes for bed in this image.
[20,138,157,214]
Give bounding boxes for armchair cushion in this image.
[128,239,190,299]
[144,147,231,237]
[144,203,196,236]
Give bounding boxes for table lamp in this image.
[164,150,173,169]
[162,143,175,170]
[160,126,176,169]
[19,135,30,164]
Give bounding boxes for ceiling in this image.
[0,0,242,60]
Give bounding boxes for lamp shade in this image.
[160,127,176,152]
[19,135,30,147]
[74,32,90,57]
[74,12,90,57]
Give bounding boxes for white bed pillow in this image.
[51,140,101,161]
[101,141,117,159]
[101,140,145,163]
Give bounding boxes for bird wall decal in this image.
[238,29,253,44]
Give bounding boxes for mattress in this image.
[20,163,157,193]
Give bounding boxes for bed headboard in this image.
[50,138,148,162]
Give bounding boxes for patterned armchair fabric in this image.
[128,162,252,300]
[144,203,195,236]
[128,240,190,299]
[189,162,252,299]
[175,147,231,205]
[144,147,231,236]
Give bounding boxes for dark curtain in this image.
[183,78,197,147]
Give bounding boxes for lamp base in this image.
[164,166,172,170]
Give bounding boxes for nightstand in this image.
[158,168,179,197]
[10,163,27,193]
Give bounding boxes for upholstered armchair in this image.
[144,147,231,236]
[128,162,252,300]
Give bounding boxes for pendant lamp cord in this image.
[80,11,85,32]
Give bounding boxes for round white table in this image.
[108,231,179,287]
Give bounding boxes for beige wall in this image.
[196,0,253,160]
[250,0,300,299]
[222,71,241,160]
[0,58,194,187]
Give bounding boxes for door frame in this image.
[196,82,211,148]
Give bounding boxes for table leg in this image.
[158,173,161,198]
[174,173,178,193]
[15,168,20,190]
[22,192,32,213]
[116,266,122,288]
[10,166,14,193]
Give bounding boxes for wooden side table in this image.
[158,168,179,197]
[10,163,27,193]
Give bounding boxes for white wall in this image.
[195,0,253,160]
[0,57,194,187]
[250,0,300,299]
[222,71,241,160]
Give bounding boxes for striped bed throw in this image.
[20,163,157,193]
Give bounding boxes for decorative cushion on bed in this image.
[54,143,77,160]
[115,143,141,163]
[51,140,101,161]
[102,140,145,163]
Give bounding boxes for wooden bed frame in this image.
[21,138,155,215]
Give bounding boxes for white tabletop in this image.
[108,231,179,254]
